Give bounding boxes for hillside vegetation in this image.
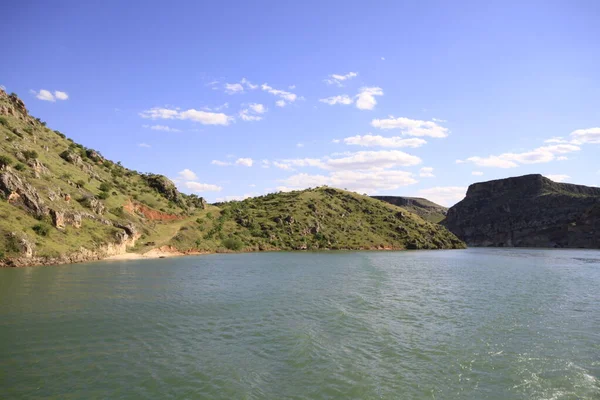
[166,187,465,252]
[0,89,464,266]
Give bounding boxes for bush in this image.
[99,182,112,192]
[0,155,13,169]
[0,117,8,126]
[54,130,66,138]
[222,237,244,251]
[14,163,26,171]
[24,127,33,135]
[76,179,86,188]
[98,191,110,200]
[32,223,51,237]
[22,150,38,160]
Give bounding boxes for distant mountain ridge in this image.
[372,196,447,223]
[442,174,600,248]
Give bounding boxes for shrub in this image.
[24,127,33,135]
[22,150,38,160]
[32,223,51,237]
[110,206,124,217]
[76,179,86,188]
[98,191,110,200]
[0,155,13,169]
[222,237,244,251]
[14,163,26,171]
[99,182,112,192]
[0,117,8,126]
[54,130,66,138]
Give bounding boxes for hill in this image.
[372,196,448,223]
[0,89,464,266]
[164,187,465,253]
[442,174,600,248]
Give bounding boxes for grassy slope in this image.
[167,188,465,252]
[0,93,191,259]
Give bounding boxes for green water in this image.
[1,249,599,399]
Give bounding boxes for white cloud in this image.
[31,89,56,102]
[143,124,181,132]
[570,127,600,144]
[211,160,232,166]
[224,83,244,94]
[557,156,568,161]
[212,158,253,167]
[432,118,447,123]
[140,107,233,126]
[381,57,385,61]
[471,171,484,176]
[288,85,296,90]
[544,137,569,144]
[239,110,262,121]
[249,184,257,187]
[417,186,467,207]
[240,78,258,90]
[280,169,417,193]
[278,150,421,171]
[296,143,304,148]
[355,87,383,110]
[545,174,570,182]
[184,181,222,192]
[419,167,435,178]
[138,143,151,148]
[332,139,341,143]
[371,116,448,137]
[248,103,266,114]
[261,160,271,168]
[178,169,198,181]
[54,91,69,100]
[275,100,286,107]
[215,193,257,202]
[319,95,353,105]
[273,161,294,171]
[462,143,581,168]
[325,72,358,86]
[239,103,266,122]
[235,158,253,167]
[342,134,427,148]
[261,83,297,102]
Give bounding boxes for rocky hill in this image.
[0,89,464,266]
[372,196,448,223]
[442,174,600,248]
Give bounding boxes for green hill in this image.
[0,89,464,266]
[167,188,465,252]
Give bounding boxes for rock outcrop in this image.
[0,169,48,216]
[442,174,600,248]
[373,196,448,223]
[143,174,187,208]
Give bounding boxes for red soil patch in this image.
[123,199,183,221]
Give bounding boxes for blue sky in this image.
[2,0,599,205]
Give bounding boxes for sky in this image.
[1,1,599,206]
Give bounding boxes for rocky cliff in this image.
[442,174,600,248]
[372,196,448,223]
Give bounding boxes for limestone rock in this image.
[59,150,83,166]
[0,169,48,216]
[80,195,105,214]
[443,174,600,248]
[50,209,82,229]
[27,158,50,178]
[9,232,34,258]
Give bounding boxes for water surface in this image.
[1,249,599,399]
